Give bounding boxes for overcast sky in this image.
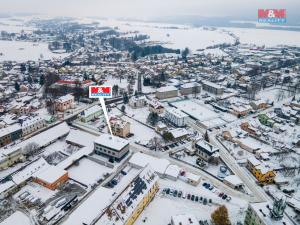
[1,0,299,22]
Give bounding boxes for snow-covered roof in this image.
[12,157,50,185]
[169,128,189,139]
[9,122,69,152]
[247,156,261,167]
[66,129,97,147]
[249,202,293,225]
[202,80,223,89]
[62,187,114,225]
[35,165,67,184]
[195,139,219,154]
[165,164,180,178]
[0,181,15,194]
[181,82,200,89]
[56,94,74,103]
[81,105,102,118]
[185,172,201,182]
[96,165,158,225]
[0,123,21,137]
[21,116,44,128]
[156,85,178,93]
[166,107,189,119]
[224,175,243,186]
[94,134,129,151]
[129,152,170,175]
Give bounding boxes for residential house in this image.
[0,124,22,147]
[55,94,75,112]
[0,147,25,171]
[168,128,189,142]
[129,95,147,108]
[240,122,261,136]
[247,157,276,184]
[165,107,188,127]
[193,139,220,163]
[110,117,130,138]
[250,100,269,110]
[148,100,164,114]
[21,116,46,136]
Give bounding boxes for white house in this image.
[21,116,46,136]
[165,107,188,127]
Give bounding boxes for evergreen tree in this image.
[162,131,173,141]
[204,130,210,142]
[211,205,231,225]
[147,112,159,126]
[39,74,45,86]
[15,82,20,91]
[121,105,126,112]
[123,92,129,104]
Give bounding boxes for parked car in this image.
[202,182,208,187]
[219,192,224,197]
[187,194,191,200]
[195,196,199,202]
[226,196,232,202]
[178,191,182,198]
[166,189,170,194]
[222,194,228,200]
[208,185,214,191]
[199,196,203,203]
[191,195,195,201]
[203,198,208,205]
[173,190,178,197]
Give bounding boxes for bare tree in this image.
[22,142,39,157]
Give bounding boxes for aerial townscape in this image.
[0,1,300,225]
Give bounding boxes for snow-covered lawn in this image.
[124,116,157,143]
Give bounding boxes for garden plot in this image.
[67,158,113,187]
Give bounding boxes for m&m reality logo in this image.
[258,9,286,23]
[89,86,112,98]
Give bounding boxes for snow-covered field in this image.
[99,19,235,52]
[0,40,69,62]
[227,27,300,47]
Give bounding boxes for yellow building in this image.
[95,165,159,225]
[247,157,275,184]
[0,147,25,171]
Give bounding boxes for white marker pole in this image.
[99,97,114,138]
